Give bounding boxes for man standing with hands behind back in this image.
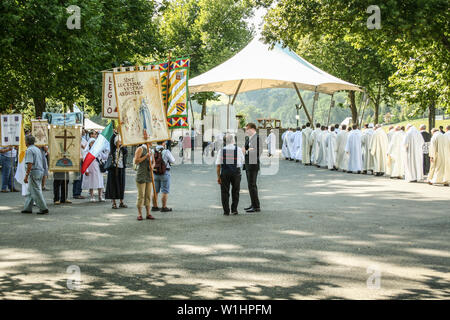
[243,123,263,213]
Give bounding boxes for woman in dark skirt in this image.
[105,133,128,209]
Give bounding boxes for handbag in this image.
[104,155,113,171]
[97,158,107,173]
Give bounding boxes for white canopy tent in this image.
[84,118,105,131]
[189,38,363,126]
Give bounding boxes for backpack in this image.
[153,149,167,175]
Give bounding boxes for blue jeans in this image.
[73,174,83,197]
[23,170,48,212]
[1,155,15,191]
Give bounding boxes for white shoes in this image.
[90,197,96,202]
[99,196,105,202]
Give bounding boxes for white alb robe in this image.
[345,129,362,172]
[291,130,302,161]
[281,131,291,159]
[387,130,406,178]
[325,131,337,169]
[402,127,425,182]
[370,128,389,173]
[318,130,328,167]
[444,132,450,184]
[429,132,446,184]
[335,130,348,170]
[361,128,375,172]
[302,127,313,164]
[266,132,276,155]
[310,128,321,164]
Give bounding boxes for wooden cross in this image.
[55,129,76,153]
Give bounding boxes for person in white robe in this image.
[403,125,425,182]
[302,123,313,165]
[387,126,406,179]
[370,124,389,176]
[82,138,107,202]
[281,129,291,160]
[345,125,362,173]
[286,129,295,161]
[385,126,395,176]
[387,125,395,143]
[335,124,349,171]
[325,126,337,170]
[427,129,444,184]
[266,129,276,157]
[318,126,328,168]
[361,124,375,174]
[444,126,450,185]
[309,124,322,165]
[291,127,303,162]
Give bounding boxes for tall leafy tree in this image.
[0,0,160,116]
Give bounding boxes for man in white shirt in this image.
[216,134,245,215]
[153,140,176,212]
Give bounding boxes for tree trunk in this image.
[33,96,46,118]
[348,91,358,125]
[428,100,436,132]
[374,84,382,124]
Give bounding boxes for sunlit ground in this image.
[0,150,449,299]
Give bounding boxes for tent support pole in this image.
[326,94,334,127]
[188,95,195,131]
[311,87,318,125]
[293,83,312,124]
[228,79,243,131]
[359,92,368,127]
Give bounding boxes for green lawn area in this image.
[383,118,450,131]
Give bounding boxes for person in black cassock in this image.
[243,123,263,213]
[105,132,128,209]
[419,124,431,176]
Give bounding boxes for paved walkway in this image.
[0,156,449,299]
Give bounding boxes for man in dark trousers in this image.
[216,134,245,215]
[419,124,431,176]
[243,123,263,213]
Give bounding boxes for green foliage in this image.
[0,0,161,115]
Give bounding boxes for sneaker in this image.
[90,197,96,202]
[160,207,172,212]
[99,196,106,202]
[21,210,32,214]
[151,206,160,212]
[54,201,61,205]
[37,209,49,215]
[63,200,72,204]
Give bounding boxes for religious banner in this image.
[48,126,81,172]
[102,71,118,118]
[0,114,22,146]
[42,112,83,126]
[113,69,170,146]
[31,119,49,146]
[145,57,190,129]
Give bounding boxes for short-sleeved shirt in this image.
[0,147,17,158]
[25,145,44,172]
[155,145,175,169]
[215,144,245,168]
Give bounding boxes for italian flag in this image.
[81,122,113,174]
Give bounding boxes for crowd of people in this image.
[282,122,450,185]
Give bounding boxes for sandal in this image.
[137,216,143,221]
[146,215,155,220]
[119,203,128,208]
[112,203,118,209]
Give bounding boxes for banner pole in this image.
[147,143,157,206]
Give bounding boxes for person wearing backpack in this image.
[152,140,175,212]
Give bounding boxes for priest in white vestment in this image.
[345,125,362,173]
[428,129,444,184]
[281,129,292,160]
[387,126,395,143]
[443,127,450,185]
[266,129,276,157]
[286,129,295,161]
[291,127,303,162]
[361,124,375,174]
[309,124,322,165]
[335,124,349,171]
[302,124,313,165]
[317,126,328,167]
[387,126,406,179]
[370,124,389,176]
[403,125,425,182]
[325,126,337,170]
